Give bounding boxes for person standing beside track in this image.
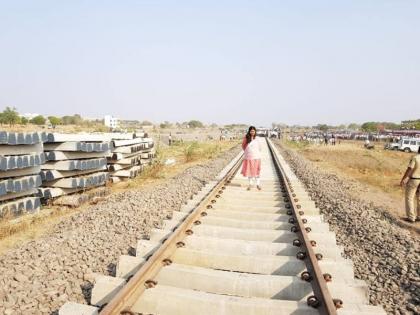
[241,126,262,191]
[400,147,420,222]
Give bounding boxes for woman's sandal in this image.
[247,186,251,191]
[402,218,415,223]
[257,185,262,191]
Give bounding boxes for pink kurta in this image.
[241,137,261,177]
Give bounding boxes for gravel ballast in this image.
[0,146,241,315]
[276,142,419,315]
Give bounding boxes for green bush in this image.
[0,107,20,125]
[183,142,199,162]
[30,115,46,125]
[139,149,165,179]
[48,116,62,126]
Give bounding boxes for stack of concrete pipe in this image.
[38,133,111,199]
[0,132,45,217]
[107,135,155,183]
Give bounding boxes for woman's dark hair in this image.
[246,126,257,144]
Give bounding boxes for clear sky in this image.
[0,0,419,126]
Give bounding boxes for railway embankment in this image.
[0,145,240,314]
[275,141,419,315]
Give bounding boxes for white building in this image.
[104,115,119,129]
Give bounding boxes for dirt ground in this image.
[283,139,419,230]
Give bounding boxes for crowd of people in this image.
[288,134,341,145]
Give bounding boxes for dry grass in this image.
[181,141,224,162]
[282,139,417,221]
[124,140,237,189]
[288,141,412,196]
[0,205,88,254]
[0,123,110,133]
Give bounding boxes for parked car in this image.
[399,138,420,152]
[384,142,400,150]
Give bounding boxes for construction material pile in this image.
[0,131,156,216]
[0,132,45,217]
[107,133,155,183]
[39,133,111,200]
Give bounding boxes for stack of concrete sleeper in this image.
[39,133,111,199]
[107,134,155,182]
[0,131,45,217]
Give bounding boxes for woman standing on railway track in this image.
[241,126,262,190]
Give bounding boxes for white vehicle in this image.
[256,128,269,137]
[385,142,400,150]
[399,137,420,153]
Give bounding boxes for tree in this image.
[159,121,172,129]
[224,123,248,129]
[316,124,329,132]
[347,123,360,131]
[360,121,400,132]
[188,120,204,128]
[361,122,378,132]
[382,122,400,130]
[0,107,20,125]
[140,120,153,126]
[61,115,73,125]
[20,117,28,125]
[30,115,46,125]
[48,116,62,126]
[62,114,83,125]
[72,114,83,125]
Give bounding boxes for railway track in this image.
[60,139,386,315]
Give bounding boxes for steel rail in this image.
[267,138,339,315]
[99,153,244,315]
